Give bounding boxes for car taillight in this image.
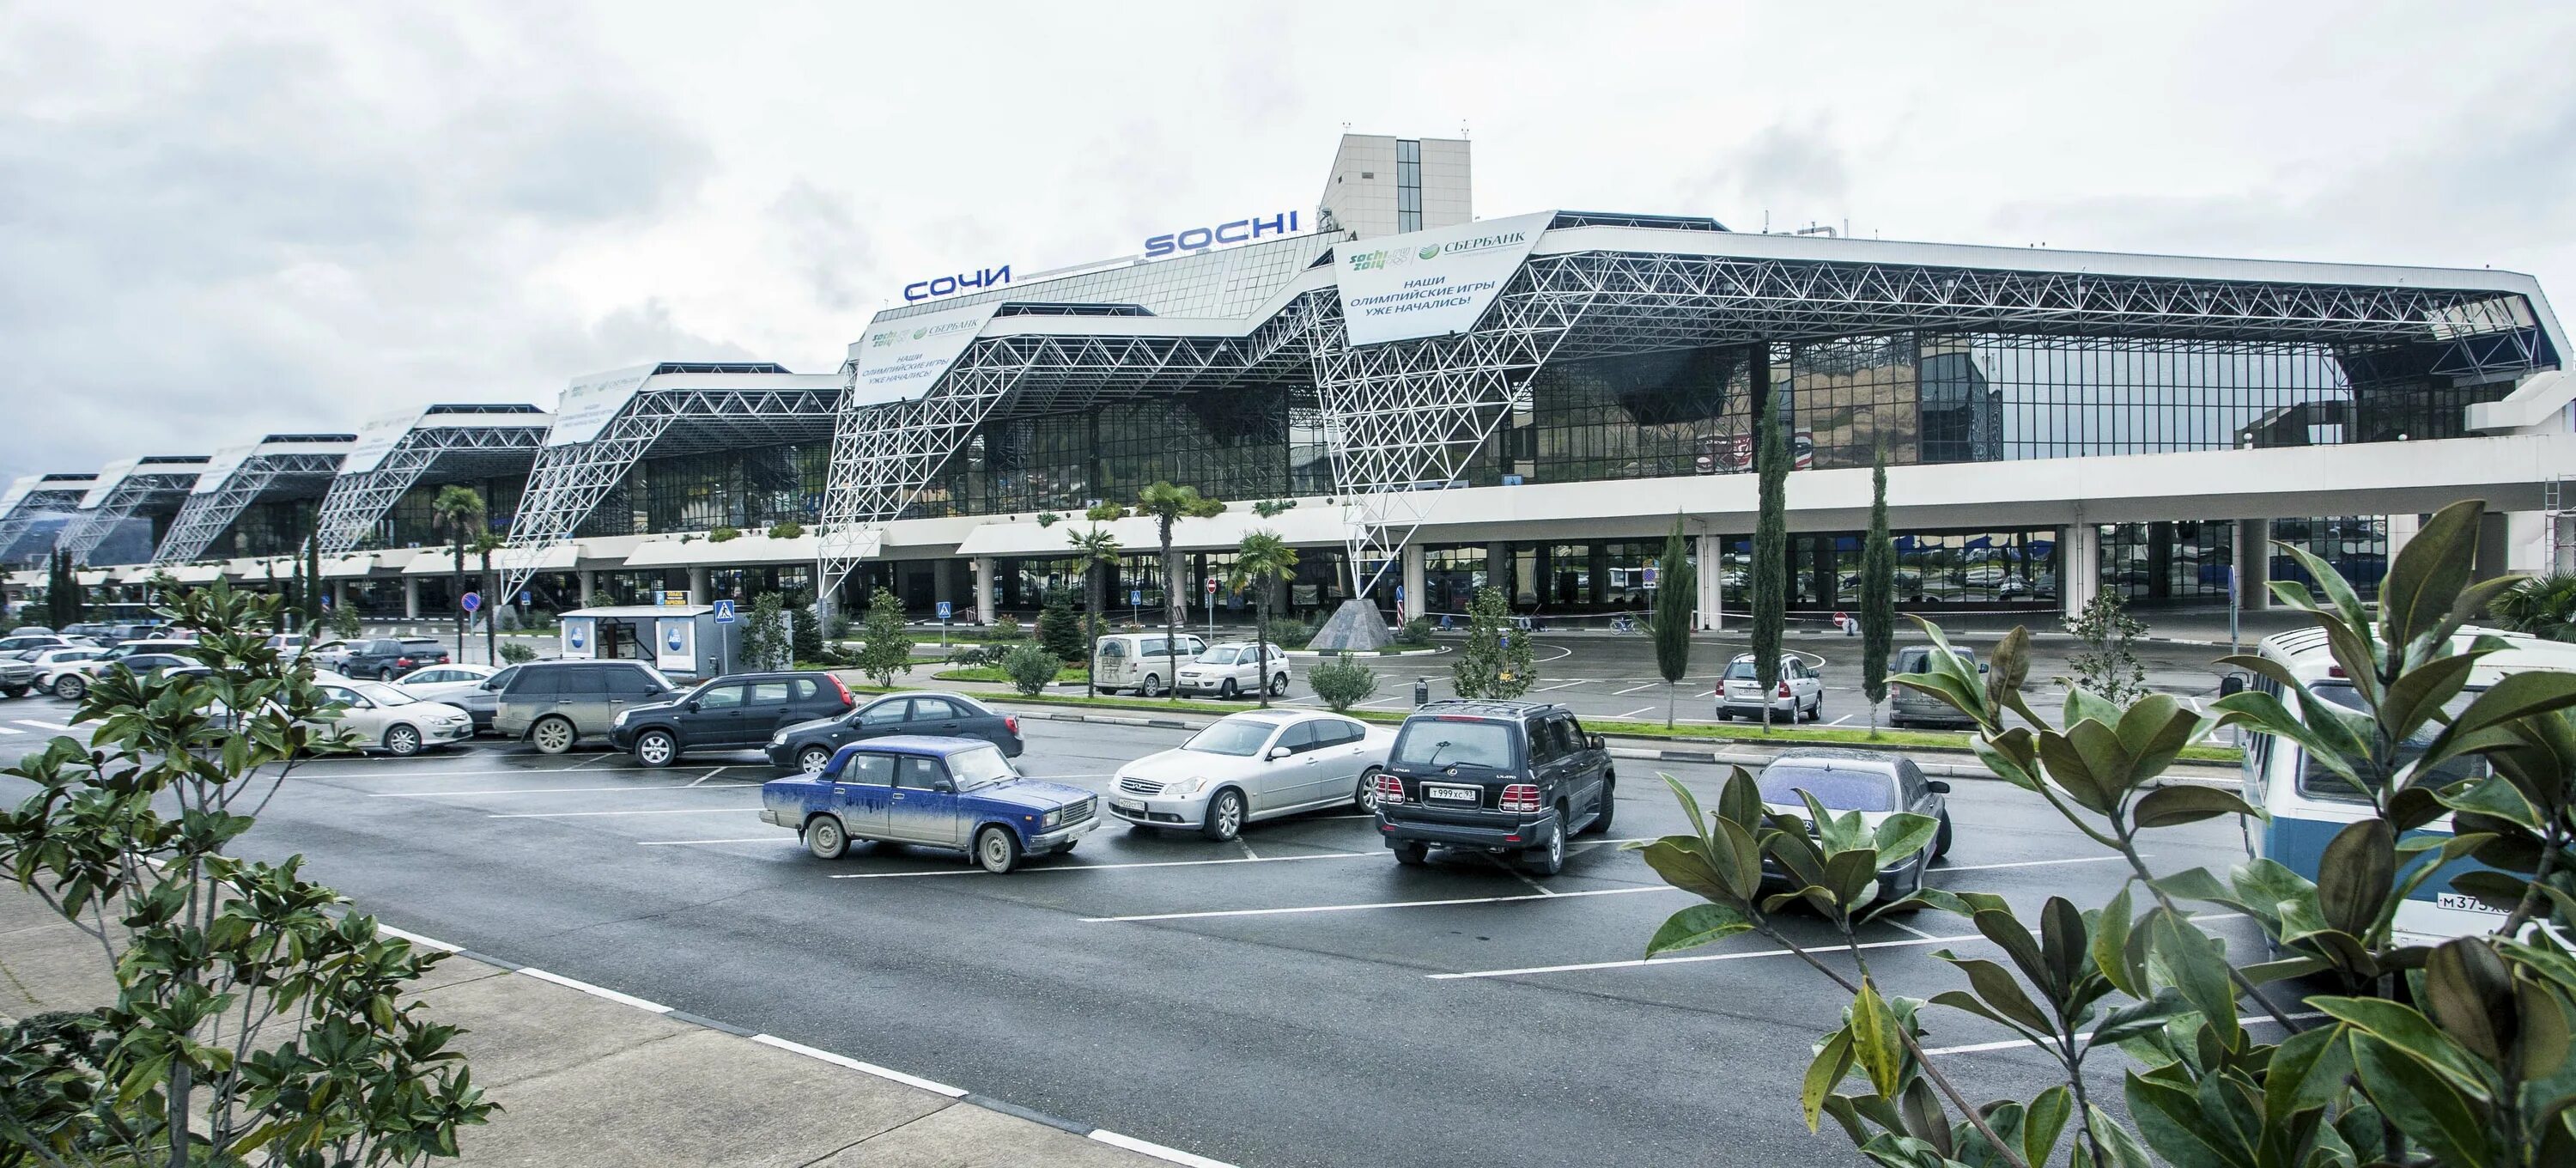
[1003,715,1020,736]
[829,674,855,709]
[1373,772,1405,805]
[1499,783,1542,813]
[398,657,415,668]
[1777,681,1791,697]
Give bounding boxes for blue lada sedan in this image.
[760,736,1099,873]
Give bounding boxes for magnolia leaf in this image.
[1801,1030,1854,1132]
[1850,979,1906,1100]
[1644,903,1753,958]
[2131,784,2261,829]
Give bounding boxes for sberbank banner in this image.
[1333,210,1555,346]
[848,301,1000,406]
[549,364,658,447]
[341,409,425,476]
[190,443,255,495]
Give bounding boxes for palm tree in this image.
[430,485,487,665]
[472,531,506,665]
[2490,571,2576,642]
[1225,531,1299,709]
[1068,508,1124,697]
[1137,482,1226,700]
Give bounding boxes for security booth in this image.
[557,604,739,681]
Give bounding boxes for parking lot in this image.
[0,692,2266,1168]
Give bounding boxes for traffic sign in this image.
[712,599,737,624]
[1129,589,1141,607]
[518,590,531,605]
[936,600,953,621]
[1394,584,1405,604]
[1205,576,1218,595]
[459,591,481,613]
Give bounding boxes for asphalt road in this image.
[0,697,2269,1168]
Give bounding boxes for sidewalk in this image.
[0,886,1181,1168]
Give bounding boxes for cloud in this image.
[767,179,875,313]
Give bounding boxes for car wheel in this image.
[1392,842,1431,867]
[796,745,833,774]
[1713,709,1730,721]
[805,815,848,860]
[378,667,397,682]
[975,825,1021,873]
[1353,768,1382,814]
[0,686,24,700]
[382,724,422,757]
[530,715,576,755]
[1140,673,1163,697]
[1584,779,1615,835]
[1218,678,1237,699]
[1522,815,1566,877]
[1807,696,1823,722]
[53,675,86,701]
[1934,813,1953,861]
[635,729,677,768]
[1202,788,1244,841]
[1269,672,1290,697]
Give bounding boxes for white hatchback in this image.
[392,663,501,703]
[1174,642,1291,699]
[1716,651,1826,721]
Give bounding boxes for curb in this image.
[361,919,1232,1167]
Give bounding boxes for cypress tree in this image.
[1750,347,1789,730]
[1650,515,1697,728]
[1861,447,1895,733]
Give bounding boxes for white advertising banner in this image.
[848,302,999,407]
[655,616,696,672]
[341,410,423,476]
[1332,210,1556,347]
[548,364,658,447]
[191,443,256,495]
[79,459,141,509]
[559,616,597,660]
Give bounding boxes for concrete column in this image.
[2385,513,2421,572]
[686,567,709,605]
[933,558,957,610]
[974,557,998,624]
[2476,512,2512,582]
[331,580,349,611]
[1401,544,1427,620]
[2505,511,2550,574]
[2059,524,2100,620]
[1697,532,1724,631]
[577,570,595,605]
[1485,542,1511,605]
[2234,520,2271,611]
[402,575,420,619]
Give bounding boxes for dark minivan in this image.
[1371,699,1615,876]
[764,690,1024,773]
[611,671,858,767]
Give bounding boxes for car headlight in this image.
[769,731,788,745]
[1165,776,1209,797]
[612,710,630,726]
[1042,807,1065,828]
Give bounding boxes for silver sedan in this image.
[1109,709,1393,841]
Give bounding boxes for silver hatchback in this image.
[1887,645,1983,727]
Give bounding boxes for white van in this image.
[2240,624,2576,946]
[1093,632,1210,697]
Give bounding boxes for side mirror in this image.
[1928,780,1951,794]
[1978,662,1990,674]
[2219,673,2247,697]
[1586,733,1606,751]
[933,778,957,793]
[1267,746,1292,761]
[683,699,702,712]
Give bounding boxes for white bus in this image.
[2239,624,2576,946]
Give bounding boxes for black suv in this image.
[610,671,857,767]
[344,637,451,680]
[1374,700,1615,876]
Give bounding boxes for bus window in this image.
[2295,682,2484,803]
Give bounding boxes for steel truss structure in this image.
[816,301,1321,602]
[154,447,350,565]
[0,481,96,566]
[59,468,204,566]
[311,417,550,556]
[495,383,837,606]
[813,236,2555,603]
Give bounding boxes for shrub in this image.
[1000,643,1060,695]
[739,593,792,671]
[708,525,742,543]
[825,611,853,642]
[1036,593,1085,660]
[1262,616,1315,650]
[1394,616,1434,647]
[499,642,538,664]
[2063,590,2149,703]
[947,643,1005,669]
[853,587,914,687]
[992,614,1023,639]
[1307,653,1379,712]
[765,519,805,540]
[790,595,824,663]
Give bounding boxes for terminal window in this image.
[1396,139,1422,233]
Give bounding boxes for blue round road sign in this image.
[460,592,482,613]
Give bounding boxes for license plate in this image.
[1113,799,1145,814]
[1425,784,1481,804]
[2437,891,2506,916]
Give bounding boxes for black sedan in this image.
[763,690,1024,773]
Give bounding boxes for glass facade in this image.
[1395,138,1423,233]
[915,393,1330,520]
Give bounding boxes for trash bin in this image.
[1414,678,1431,707]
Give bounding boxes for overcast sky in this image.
[7,1,2574,484]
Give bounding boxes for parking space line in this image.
[1937,855,2131,873]
[637,837,780,846]
[0,725,21,734]
[488,807,757,818]
[1886,919,1943,940]
[1084,885,1671,923]
[369,782,760,798]
[830,851,1376,878]
[1236,837,1261,861]
[291,764,727,778]
[1612,706,1655,719]
[1430,930,1978,980]
[14,719,72,731]
[1920,1012,2324,1056]
[686,766,732,787]
[1613,682,1660,696]
[1531,680,1586,692]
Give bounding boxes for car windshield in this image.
[354,682,417,707]
[1183,719,1277,756]
[2300,682,2485,800]
[1758,764,1894,812]
[1906,648,1977,673]
[946,745,1015,790]
[1391,719,1516,769]
[1724,658,1759,680]
[1196,648,1241,665]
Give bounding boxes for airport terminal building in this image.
[7,132,2573,630]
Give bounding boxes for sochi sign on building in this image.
[903,210,1303,303]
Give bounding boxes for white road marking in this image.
[14,719,72,731]
[370,783,759,798]
[518,967,672,1013]
[0,725,21,735]
[1236,836,1261,861]
[1886,919,1943,940]
[292,764,726,778]
[487,807,757,818]
[830,851,1376,878]
[1084,885,1672,923]
[638,836,781,846]
[563,753,623,770]
[370,923,462,952]
[1828,715,1855,726]
[1921,1012,2325,1056]
[749,1034,969,1098]
[1531,680,1587,692]
[686,766,732,787]
[1086,1129,1236,1168]
[1937,855,2133,873]
[1431,930,1977,980]
[1612,706,1656,719]
[1613,682,1661,696]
